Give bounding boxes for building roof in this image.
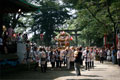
[0,0,40,13]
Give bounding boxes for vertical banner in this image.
[104,34,107,48]
[40,34,43,40]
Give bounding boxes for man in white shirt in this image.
[90,48,95,68]
[83,47,90,70]
[66,47,73,69]
[39,48,47,72]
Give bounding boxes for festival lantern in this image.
[13,33,16,37]
[70,36,73,41]
[40,33,44,40]
[3,25,6,32]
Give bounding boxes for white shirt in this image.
[40,51,46,64]
[91,51,95,61]
[83,50,90,62]
[117,50,120,59]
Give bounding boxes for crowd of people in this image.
[19,40,120,76]
[23,45,96,75]
[0,28,120,76]
[0,26,16,54]
[0,26,28,54]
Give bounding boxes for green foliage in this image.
[32,0,70,46]
[3,13,32,34]
[62,0,120,47]
[3,0,120,47]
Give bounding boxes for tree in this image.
[32,0,70,46]
[62,0,120,48]
[2,12,32,34]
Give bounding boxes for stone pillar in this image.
[75,30,78,46]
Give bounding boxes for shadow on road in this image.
[67,79,103,80]
[82,75,102,77]
[0,64,103,80]
[0,65,75,79]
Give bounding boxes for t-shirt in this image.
[74,51,82,63]
[40,51,46,64]
[83,50,90,62]
[41,51,46,58]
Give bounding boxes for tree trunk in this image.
[12,13,20,28]
[106,0,117,50]
[75,30,78,46]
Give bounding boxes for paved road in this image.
[0,61,120,80]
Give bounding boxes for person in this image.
[106,48,111,61]
[70,47,75,68]
[74,47,82,76]
[83,47,90,70]
[60,49,66,69]
[23,33,28,42]
[17,33,26,63]
[63,50,67,66]
[111,47,117,64]
[50,50,56,70]
[66,47,72,69]
[33,46,39,71]
[55,49,60,68]
[23,40,32,70]
[89,49,92,68]
[117,48,120,66]
[40,48,47,72]
[44,48,48,71]
[8,26,14,40]
[99,48,104,64]
[26,40,31,61]
[46,47,51,62]
[90,48,95,68]
[3,31,8,54]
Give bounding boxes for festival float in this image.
[55,31,73,49]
